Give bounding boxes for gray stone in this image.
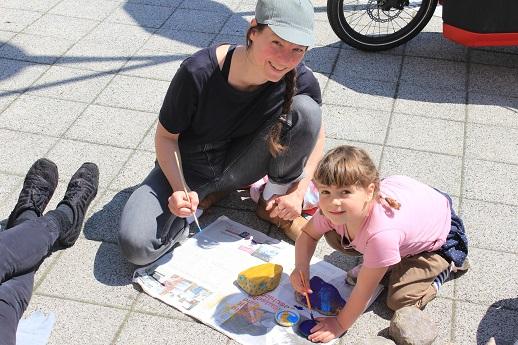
[389,306,438,345]
[356,336,396,345]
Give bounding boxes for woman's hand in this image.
[267,192,303,221]
[168,190,199,218]
[289,267,312,295]
[308,316,346,343]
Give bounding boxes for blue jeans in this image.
[0,214,60,345]
[119,95,322,265]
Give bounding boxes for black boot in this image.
[6,158,58,229]
[56,162,99,248]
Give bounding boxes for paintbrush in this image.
[173,151,202,233]
[299,271,315,321]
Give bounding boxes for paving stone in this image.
[453,300,518,345]
[127,0,182,7]
[401,57,467,92]
[465,123,518,164]
[313,19,342,48]
[467,93,518,129]
[454,248,518,309]
[0,33,75,64]
[406,31,467,62]
[46,138,132,188]
[469,63,518,98]
[37,239,139,308]
[82,21,151,51]
[0,92,19,112]
[23,14,99,42]
[133,292,194,321]
[161,8,230,34]
[387,113,464,156]
[121,48,186,80]
[114,312,229,344]
[56,40,136,73]
[380,147,462,196]
[324,138,383,167]
[395,82,466,122]
[65,104,156,148]
[143,30,215,54]
[212,33,246,47]
[25,295,128,345]
[0,30,15,44]
[463,159,518,206]
[95,74,170,113]
[106,2,176,28]
[324,75,396,111]
[84,188,132,243]
[0,128,57,175]
[0,8,42,32]
[137,120,157,151]
[108,150,155,190]
[0,95,86,136]
[179,0,242,12]
[0,173,21,205]
[304,46,340,75]
[322,105,390,144]
[219,13,253,36]
[1,0,61,12]
[462,198,518,253]
[0,58,48,92]
[470,48,518,69]
[334,49,403,83]
[27,66,113,103]
[49,0,120,20]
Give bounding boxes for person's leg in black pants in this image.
[0,159,99,345]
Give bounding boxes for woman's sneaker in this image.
[6,158,58,229]
[56,163,99,248]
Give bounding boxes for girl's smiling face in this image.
[316,183,374,225]
[248,21,306,82]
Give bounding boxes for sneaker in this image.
[56,163,99,248]
[6,158,58,229]
[451,257,470,273]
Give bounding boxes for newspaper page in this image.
[133,216,383,345]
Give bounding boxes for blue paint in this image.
[298,319,318,338]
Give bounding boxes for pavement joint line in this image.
[109,294,140,345]
[33,291,138,312]
[33,250,65,291]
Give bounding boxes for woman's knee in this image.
[290,95,322,137]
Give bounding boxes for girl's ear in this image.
[367,183,376,197]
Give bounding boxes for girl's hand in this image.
[289,268,312,295]
[168,190,199,218]
[268,192,303,221]
[308,316,346,343]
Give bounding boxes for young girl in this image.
[119,0,324,266]
[290,145,468,343]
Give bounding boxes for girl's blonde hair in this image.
[314,145,400,209]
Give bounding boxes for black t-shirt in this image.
[159,44,322,146]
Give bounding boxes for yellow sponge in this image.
[237,263,283,296]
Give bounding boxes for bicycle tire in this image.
[327,0,439,51]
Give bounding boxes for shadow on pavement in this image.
[477,298,518,345]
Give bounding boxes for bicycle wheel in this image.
[327,0,438,51]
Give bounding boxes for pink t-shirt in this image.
[312,175,451,268]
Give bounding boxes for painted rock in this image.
[298,319,318,338]
[295,276,346,316]
[236,263,283,296]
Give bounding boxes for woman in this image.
[119,0,324,266]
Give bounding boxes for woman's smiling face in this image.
[248,22,306,82]
[316,183,374,225]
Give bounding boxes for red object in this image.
[443,23,518,47]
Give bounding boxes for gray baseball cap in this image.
[255,0,315,47]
